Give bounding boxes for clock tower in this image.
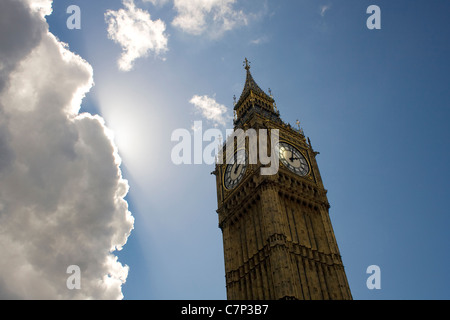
[213,59,352,300]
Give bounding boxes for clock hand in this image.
[234,163,242,174]
[285,150,298,162]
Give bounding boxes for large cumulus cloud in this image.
[0,0,134,299]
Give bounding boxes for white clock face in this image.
[277,142,309,176]
[224,150,248,190]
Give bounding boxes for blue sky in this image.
[43,0,450,300]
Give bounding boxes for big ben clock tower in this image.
[213,59,352,300]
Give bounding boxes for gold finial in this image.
[233,95,237,106]
[244,58,251,71]
[268,88,273,97]
[296,119,304,135]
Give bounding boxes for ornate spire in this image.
[233,58,281,127]
[235,58,273,111]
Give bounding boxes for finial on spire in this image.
[268,88,273,97]
[296,119,304,135]
[233,95,237,106]
[244,58,251,71]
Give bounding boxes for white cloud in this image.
[105,0,169,72]
[320,4,331,17]
[172,0,248,37]
[143,0,171,6]
[250,35,269,45]
[0,0,133,299]
[144,0,265,38]
[25,0,53,18]
[190,95,230,127]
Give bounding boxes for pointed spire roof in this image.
[235,58,274,110]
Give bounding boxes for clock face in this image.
[277,142,309,176]
[224,149,248,190]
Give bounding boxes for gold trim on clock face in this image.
[223,149,248,190]
[277,142,310,176]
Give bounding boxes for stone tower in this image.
[212,59,352,300]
